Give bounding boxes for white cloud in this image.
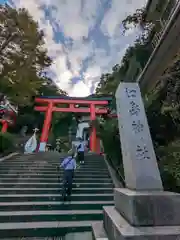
[51,55,73,93]
[50,0,99,41]
[11,0,147,97]
[101,0,147,38]
[83,65,101,91]
[70,81,91,97]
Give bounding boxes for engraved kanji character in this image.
[132,120,144,134]
[125,88,137,98]
[129,101,140,116]
[136,144,150,161]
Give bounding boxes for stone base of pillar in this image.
[92,188,180,239]
[114,188,180,226]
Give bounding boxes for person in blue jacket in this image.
[60,152,76,201]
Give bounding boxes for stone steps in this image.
[0,220,97,238]
[0,167,108,170]
[0,210,103,223]
[0,201,114,211]
[0,173,109,178]
[1,168,106,172]
[4,238,64,240]
[0,178,112,183]
[0,152,114,238]
[0,183,113,188]
[0,187,113,194]
[1,159,106,163]
[0,170,110,174]
[0,193,114,202]
[0,173,111,178]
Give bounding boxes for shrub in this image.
[0,132,15,154]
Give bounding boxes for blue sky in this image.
[0,0,7,4]
[4,0,147,96]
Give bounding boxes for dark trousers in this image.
[62,170,74,197]
[77,151,84,162]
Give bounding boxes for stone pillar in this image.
[92,83,180,239]
[116,83,163,190]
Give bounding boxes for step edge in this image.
[0,210,102,216]
[0,200,114,206]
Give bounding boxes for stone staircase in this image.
[0,152,114,238]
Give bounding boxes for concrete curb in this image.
[0,152,19,163]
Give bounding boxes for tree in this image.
[122,7,154,35]
[38,79,67,97]
[0,4,52,105]
[122,8,147,30]
[96,40,152,96]
[13,80,68,133]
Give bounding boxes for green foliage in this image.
[160,53,180,121]
[0,132,15,154]
[122,7,154,41]
[156,141,180,192]
[51,113,73,144]
[122,8,147,30]
[0,4,52,106]
[90,118,124,179]
[12,79,68,133]
[38,81,67,97]
[96,41,152,96]
[100,119,121,164]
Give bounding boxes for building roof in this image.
[143,0,157,22]
[145,0,153,13]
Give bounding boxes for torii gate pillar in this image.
[90,104,96,152]
[39,102,53,151]
[0,120,8,133]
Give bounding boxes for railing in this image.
[152,29,164,48]
[100,140,125,186]
[152,0,180,49]
[106,155,126,187]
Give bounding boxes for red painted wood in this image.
[35,98,108,105]
[40,102,53,143]
[0,120,8,133]
[90,104,96,152]
[35,106,108,114]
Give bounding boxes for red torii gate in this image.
[0,119,8,133]
[0,111,16,133]
[34,96,109,152]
